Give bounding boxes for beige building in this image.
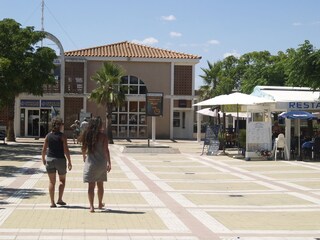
[3,39,201,140]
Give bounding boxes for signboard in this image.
[277,101,320,110]
[146,92,163,116]
[246,121,271,156]
[202,125,220,155]
[20,100,40,108]
[41,100,60,108]
[20,100,61,108]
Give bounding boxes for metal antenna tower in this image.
[41,0,44,31]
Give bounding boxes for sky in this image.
[1,0,320,89]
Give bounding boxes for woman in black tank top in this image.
[41,117,72,208]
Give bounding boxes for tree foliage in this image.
[89,62,126,143]
[0,18,57,108]
[285,40,320,90]
[0,18,57,141]
[199,40,320,100]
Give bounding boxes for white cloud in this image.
[223,50,240,58]
[292,22,302,26]
[293,21,320,26]
[161,15,176,21]
[207,39,220,45]
[170,31,182,37]
[132,37,159,45]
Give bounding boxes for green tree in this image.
[215,55,240,95]
[89,62,126,144]
[0,18,57,141]
[239,51,286,93]
[199,56,240,101]
[198,61,220,100]
[285,40,320,90]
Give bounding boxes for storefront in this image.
[17,99,61,137]
[251,86,320,159]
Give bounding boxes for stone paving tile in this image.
[209,211,320,231]
[167,181,271,191]
[20,192,148,205]
[0,209,167,230]
[2,139,320,239]
[290,180,320,189]
[183,193,317,206]
[154,173,242,180]
[34,179,137,190]
[236,165,314,172]
[263,172,320,179]
[145,166,221,173]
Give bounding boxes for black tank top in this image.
[47,131,65,158]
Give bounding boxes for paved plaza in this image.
[1,138,320,239]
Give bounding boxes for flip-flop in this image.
[50,204,57,208]
[57,201,67,206]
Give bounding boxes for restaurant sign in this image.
[277,102,320,110]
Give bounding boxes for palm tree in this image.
[89,62,126,144]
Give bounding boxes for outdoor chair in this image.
[275,133,286,160]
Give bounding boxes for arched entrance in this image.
[16,31,65,137]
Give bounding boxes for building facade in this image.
[1,38,201,140]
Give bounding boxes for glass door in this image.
[27,110,40,137]
[40,109,50,137]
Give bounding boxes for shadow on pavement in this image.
[0,144,43,161]
[0,165,45,178]
[60,205,89,210]
[0,187,45,199]
[101,209,146,214]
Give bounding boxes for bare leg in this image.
[88,182,96,212]
[48,173,56,207]
[57,174,66,204]
[97,181,104,209]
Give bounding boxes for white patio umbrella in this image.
[196,108,248,118]
[196,108,221,117]
[194,92,274,148]
[194,92,273,106]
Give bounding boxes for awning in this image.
[251,86,320,102]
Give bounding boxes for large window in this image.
[112,76,147,138]
[120,75,147,95]
[65,62,84,94]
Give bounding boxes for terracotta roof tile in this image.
[65,41,201,60]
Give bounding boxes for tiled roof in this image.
[65,41,201,60]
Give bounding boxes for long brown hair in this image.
[81,116,102,153]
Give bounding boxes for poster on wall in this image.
[146,92,163,117]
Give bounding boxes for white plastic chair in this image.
[275,133,286,160]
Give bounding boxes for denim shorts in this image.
[46,157,67,175]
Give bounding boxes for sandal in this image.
[50,204,57,208]
[57,201,67,206]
